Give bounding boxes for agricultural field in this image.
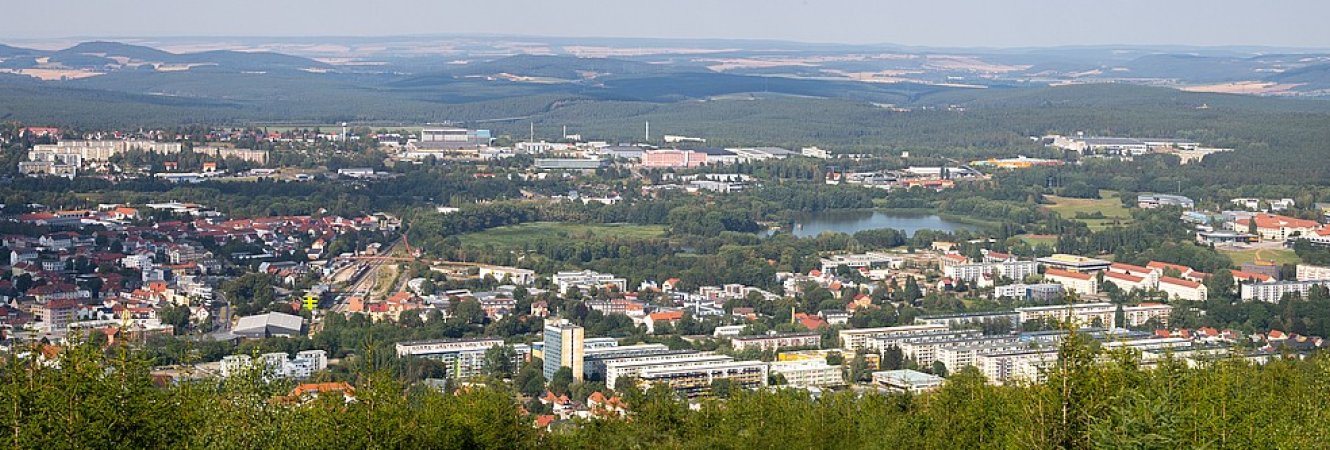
[457,222,668,250]
[1044,190,1135,230]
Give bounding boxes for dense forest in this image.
[6,333,1329,449]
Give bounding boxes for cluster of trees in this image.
[7,334,1330,448]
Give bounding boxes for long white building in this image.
[768,360,845,388]
[1241,280,1330,303]
[839,324,950,352]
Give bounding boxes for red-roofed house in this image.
[846,293,874,311]
[645,310,684,334]
[1234,213,1321,241]
[794,312,827,330]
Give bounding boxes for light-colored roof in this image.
[233,312,303,335]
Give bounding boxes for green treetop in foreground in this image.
[3,333,1329,449]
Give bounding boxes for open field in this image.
[457,222,668,249]
[1016,234,1058,247]
[1220,248,1301,267]
[1044,191,1134,230]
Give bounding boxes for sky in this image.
[3,0,1329,49]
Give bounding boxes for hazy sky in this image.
[5,0,1329,48]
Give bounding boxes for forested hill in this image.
[6,336,1329,448]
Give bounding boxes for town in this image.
[5,120,1330,433]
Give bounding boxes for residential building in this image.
[584,347,689,381]
[219,350,328,380]
[1102,271,1151,292]
[603,353,730,389]
[865,330,984,356]
[1122,303,1172,328]
[935,340,1030,372]
[976,349,1058,385]
[1241,280,1330,303]
[636,360,769,398]
[193,146,270,164]
[1296,264,1330,282]
[916,312,1019,330]
[993,283,1064,302]
[37,299,80,331]
[1016,303,1117,328]
[1042,268,1098,295]
[395,337,528,379]
[1159,276,1208,301]
[839,324,950,352]
[730,332,821,352]
[896,336,1022,367]
[768,360,845,388]
[543,320,586,381]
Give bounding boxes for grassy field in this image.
[1016,234,1058,247]
[458,222,668,249]
[1220,248,1301,267]
[1044,190,1134,230]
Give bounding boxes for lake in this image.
[783,210,977,238]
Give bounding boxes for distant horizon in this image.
[3,0,1328,50]
[4,32,1329,55]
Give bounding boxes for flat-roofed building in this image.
[896,336,1022,367]
[1122,303,1172,328]
[582,344,674,380]
[534,158,608,170]
[768,360,845,388]
[1016,303,1117,329]
[993,283,1064,301]
[916,312,1019,330]
[1037,254,1111,273]
[1137,194,1195,209]
[1241,280,1330,303]
[604,353,732,389]
[394,337,529,379]
[935,340,1030,372]
[478,265,537,285]
[544,320,586,381]
[553,270,627,293]
[819,252,905,273]
[872,369,943,393]
[839,324,950,352]
[866,330,983,356]
[731,332,822,352]
[637,360,769,398]
[1296,264,1330,282]
[977,349,1058,385]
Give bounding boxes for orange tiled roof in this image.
[1045,268,1093,281]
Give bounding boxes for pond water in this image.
[782,210,978,238]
